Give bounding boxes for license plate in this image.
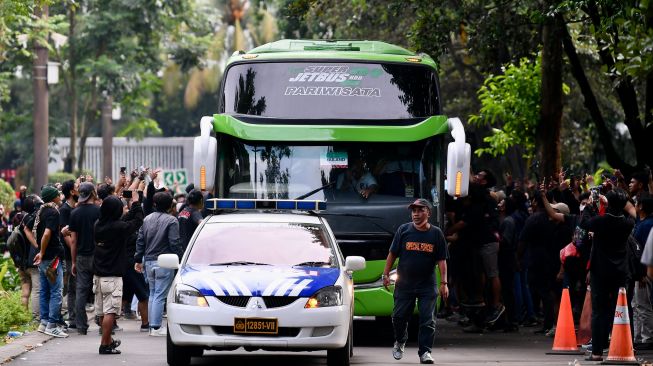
[234,317,278,335]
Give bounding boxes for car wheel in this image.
[167,331,192,366]
[327,328,351,366]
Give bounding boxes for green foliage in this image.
[48,171,76,184]
[0,256,21,292]
[0,291,32,334]
[0,179,16,214]
[468,57,542,158]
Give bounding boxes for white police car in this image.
[159,199,365,366]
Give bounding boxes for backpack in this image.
[627,233,645,280]
[7,222,28,270]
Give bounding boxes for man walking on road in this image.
[383,198,448,364]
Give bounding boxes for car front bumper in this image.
[167,297,350,350]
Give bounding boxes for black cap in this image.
[77,182,96,203]
[408,198,433,212]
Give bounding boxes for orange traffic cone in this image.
[577,286,592,346]
[546,288,583,355]
[603,287,638,365]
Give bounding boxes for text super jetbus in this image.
[192,39,470,318]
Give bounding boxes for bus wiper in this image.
[294,182,336,200]
[210,261,270,266]
[293,261,332,267]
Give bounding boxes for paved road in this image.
[7,316,653,365]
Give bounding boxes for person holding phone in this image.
[94,192,143,354]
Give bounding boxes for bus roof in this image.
[227,39,438,70]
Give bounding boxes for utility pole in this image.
[101,94,113,181]
[33,5,49,191]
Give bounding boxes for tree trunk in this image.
[64,5,77,173]
[32,5,49,190]
[536,14,564,180]
[101,95,113,181]
[559,15,634,175]
[77,76,98,173]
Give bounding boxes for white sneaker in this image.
[37,323,46,333]
[392,341,405,360]
[85,304,95,313]
[44,326,69,338]
[149,326,167,337]
[419,352,434,364]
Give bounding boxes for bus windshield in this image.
[222,62,440,120]
[219,139,437,203]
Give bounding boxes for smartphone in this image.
[80,176,85,182]
[122,190,133,199]
[120,167,126,174]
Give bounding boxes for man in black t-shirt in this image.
[33,186,68,338]
[59,180,77,327]
[177,189,204,251]
[68,182,101,335]
[383,199,448,365]
[585,189,635,361]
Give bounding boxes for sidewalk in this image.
[0,331,51,365]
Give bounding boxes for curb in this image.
[0,331,52,365]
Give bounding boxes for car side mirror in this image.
[344,256,366,272]
[158,253,180,269]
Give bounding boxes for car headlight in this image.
[305,286,342,308]
[175,284,209,307]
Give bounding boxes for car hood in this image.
[180,265,340,298]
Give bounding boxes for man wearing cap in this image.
[382,198,448,364]
[68,182,100,335]
[33,186,68,337]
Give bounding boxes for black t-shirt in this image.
[178,206,202,250]
[69,204,100,256]
[520,211,559,272]
[35,207,64,260]
[390,223,448,285]
[587,214,635,281]
[59,201,73,260]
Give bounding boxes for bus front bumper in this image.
[353,286,395,316]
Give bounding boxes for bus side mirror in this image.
[193,116,218,191]
[446,118,470,198]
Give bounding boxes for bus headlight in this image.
[175,284,209,307]
[305,286,342,308]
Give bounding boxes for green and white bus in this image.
[192,39,470,317]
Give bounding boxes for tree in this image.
[49,0,197,171]
[468,57,543,159]
[558,0,653,174]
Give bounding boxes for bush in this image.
[0,179,16,214]
[0,256,21,292]
[0,291,31,334]
[48,171,76,185]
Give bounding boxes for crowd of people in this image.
[441,168,653,361]
[1,168,205,355]
[1,165,653,360]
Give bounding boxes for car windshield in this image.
[222,62,440,119]
[186,222,336,267]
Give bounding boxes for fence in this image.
[49,137,195,183]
